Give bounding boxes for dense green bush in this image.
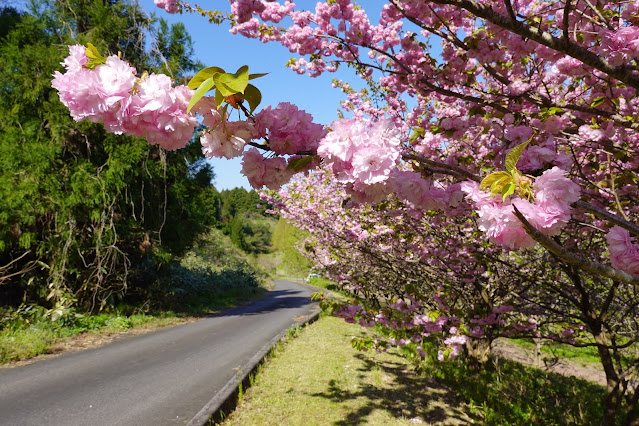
[0,1,219,311]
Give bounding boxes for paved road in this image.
[0,280,318,426]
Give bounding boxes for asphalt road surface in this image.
[0,280,318,426]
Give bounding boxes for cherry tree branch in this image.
[576,201,639,237]
[403,153,481,181]
[405,155,639,236]
[512,205,639,285]
[427,0,639,90]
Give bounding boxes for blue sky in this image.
[138,0,368,190]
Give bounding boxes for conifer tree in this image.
[0,1,215,311]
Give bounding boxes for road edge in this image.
[186,308,322,426]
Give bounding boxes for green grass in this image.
[419,344,605,424]
[507,338,621,368]
[0,326,57,363]
[305,276,340,292]
[0,311,188,364]
[223,316,473,425]
[222,316,606,426]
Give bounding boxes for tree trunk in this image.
[465,337,492,369]
[594,332,624,425]
[534,338,542,369]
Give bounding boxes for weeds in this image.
[417,342,606,425]
[1,229,271,365]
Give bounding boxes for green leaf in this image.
[590,96,605,108]
[505,137,533,173]
[186,77,215,113]
[213,75,235,97]
[501,181,515,201]
[215,88,225,108]
[479,171,511,190]
[244,84,262,113]
[188,66,225,89]
[409,127,425,144]
[287,155,316,171]
[491,174,513,195]
[84,58,106,70]
[85,43,101,59]
[84,43,106,70]
[215,65,250,95]
[249,72,268,80]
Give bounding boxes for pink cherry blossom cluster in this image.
[265,169,558,361]
[200,120,257,159]
[392,171,463,211]
[606,226,639,275]
[600,27,639,66]
[254,102,327,154]
[52,45,197,151]
[154,0,178,14]
[231,0,294,24]
[241,147,296,189]
[317,118,402,202]
[462,167,581,250]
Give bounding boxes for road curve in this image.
[0,280,318,426]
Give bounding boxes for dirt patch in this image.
[493,339,607,387]
[1,317,201,369]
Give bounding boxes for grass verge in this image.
[223,315,473,425]
[221,315,606,426]
[0,311,192,365]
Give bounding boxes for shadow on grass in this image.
[310,350,473,425]
[308,329,607,425]
[421,351,607,425]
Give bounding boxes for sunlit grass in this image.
[222,316,607,425]
[225,316,472,425]
[0,311,190,364]
[507,337,635,368]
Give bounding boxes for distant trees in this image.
[271,218,312,276]
[0,1,217,311]
[217,188,273,254]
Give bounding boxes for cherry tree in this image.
[51,0,639,422]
